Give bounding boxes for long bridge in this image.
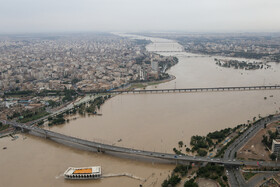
[87,85,280,94]
[6,120,280,168]
[150,50,183,53]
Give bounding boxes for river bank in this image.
[2,34,280,187]
[125,75,176,90]
[46,34,280,152]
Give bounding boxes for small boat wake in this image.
[102,173,146,182]
[55,173,64,179]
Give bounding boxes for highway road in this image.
[85,85,280,94]
[225,115,280,187]
[10,121,243,165]
[3,101,280,187]
[6,119,280,169]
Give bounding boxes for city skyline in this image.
[1,0,280,33]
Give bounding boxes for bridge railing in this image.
[84,85,280,94]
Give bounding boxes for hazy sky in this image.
[1,0,280,33]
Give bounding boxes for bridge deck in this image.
[86,85,280,94]
[7,122,269,167]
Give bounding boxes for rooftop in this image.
[64,166,101,176]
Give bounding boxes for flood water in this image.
[48,35,280,153]
[0,134,171,187]
[1,34,280,186]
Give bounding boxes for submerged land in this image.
[1,32,280,187]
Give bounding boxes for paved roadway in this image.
[84,85,280,94]
[9,121,242,165]
[23,95,98,126]
[225,115,280,187]
[5,119,280,169]
[3,100,280,187]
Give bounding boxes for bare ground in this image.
[237,122,279,161]
[196,178,219,187]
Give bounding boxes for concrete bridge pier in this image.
[42,129,49,139]
[97,147,105,153]
[21,127,25,133]
[15,126,29,133]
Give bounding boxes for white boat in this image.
[64,166,101,180]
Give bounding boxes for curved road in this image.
[225,115,280,187]
[5,119,280,169]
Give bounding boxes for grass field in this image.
[243,172,256,181]
[18,111,49,123]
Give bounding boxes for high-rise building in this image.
[151,60,158,72]
[272,139,280,157]
[139,68,146,81]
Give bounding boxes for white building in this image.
[139,68,146,81]
[151,60,159,72]
[272,139,280,157]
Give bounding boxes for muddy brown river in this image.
[1,35,280,186]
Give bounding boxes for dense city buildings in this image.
[0,33,177,93]
[1,32,280,187]
[0,33,178,120]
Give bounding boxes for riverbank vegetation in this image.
[46,95,111,127]
[162,164,195,187]
[184,179,198,187]
[214,58,270,70]
[169,114,277,187]
[161,163,227,187]
[174,124,245,157]
[127,80,167,90]
[10,108,49,123]
[80,95,111,115]
[48,114,66,126]
[197,163,227,186]
[0,122,10,132]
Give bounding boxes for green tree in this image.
[169,175,181,186]
[178,141,184,148]
[223,175,228,181]
[174,164,189,177]
[270,153,276,161]
[161,175,181,187]
[184,179,198,187]
[38,121,44,126]
[197,149,207,156]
